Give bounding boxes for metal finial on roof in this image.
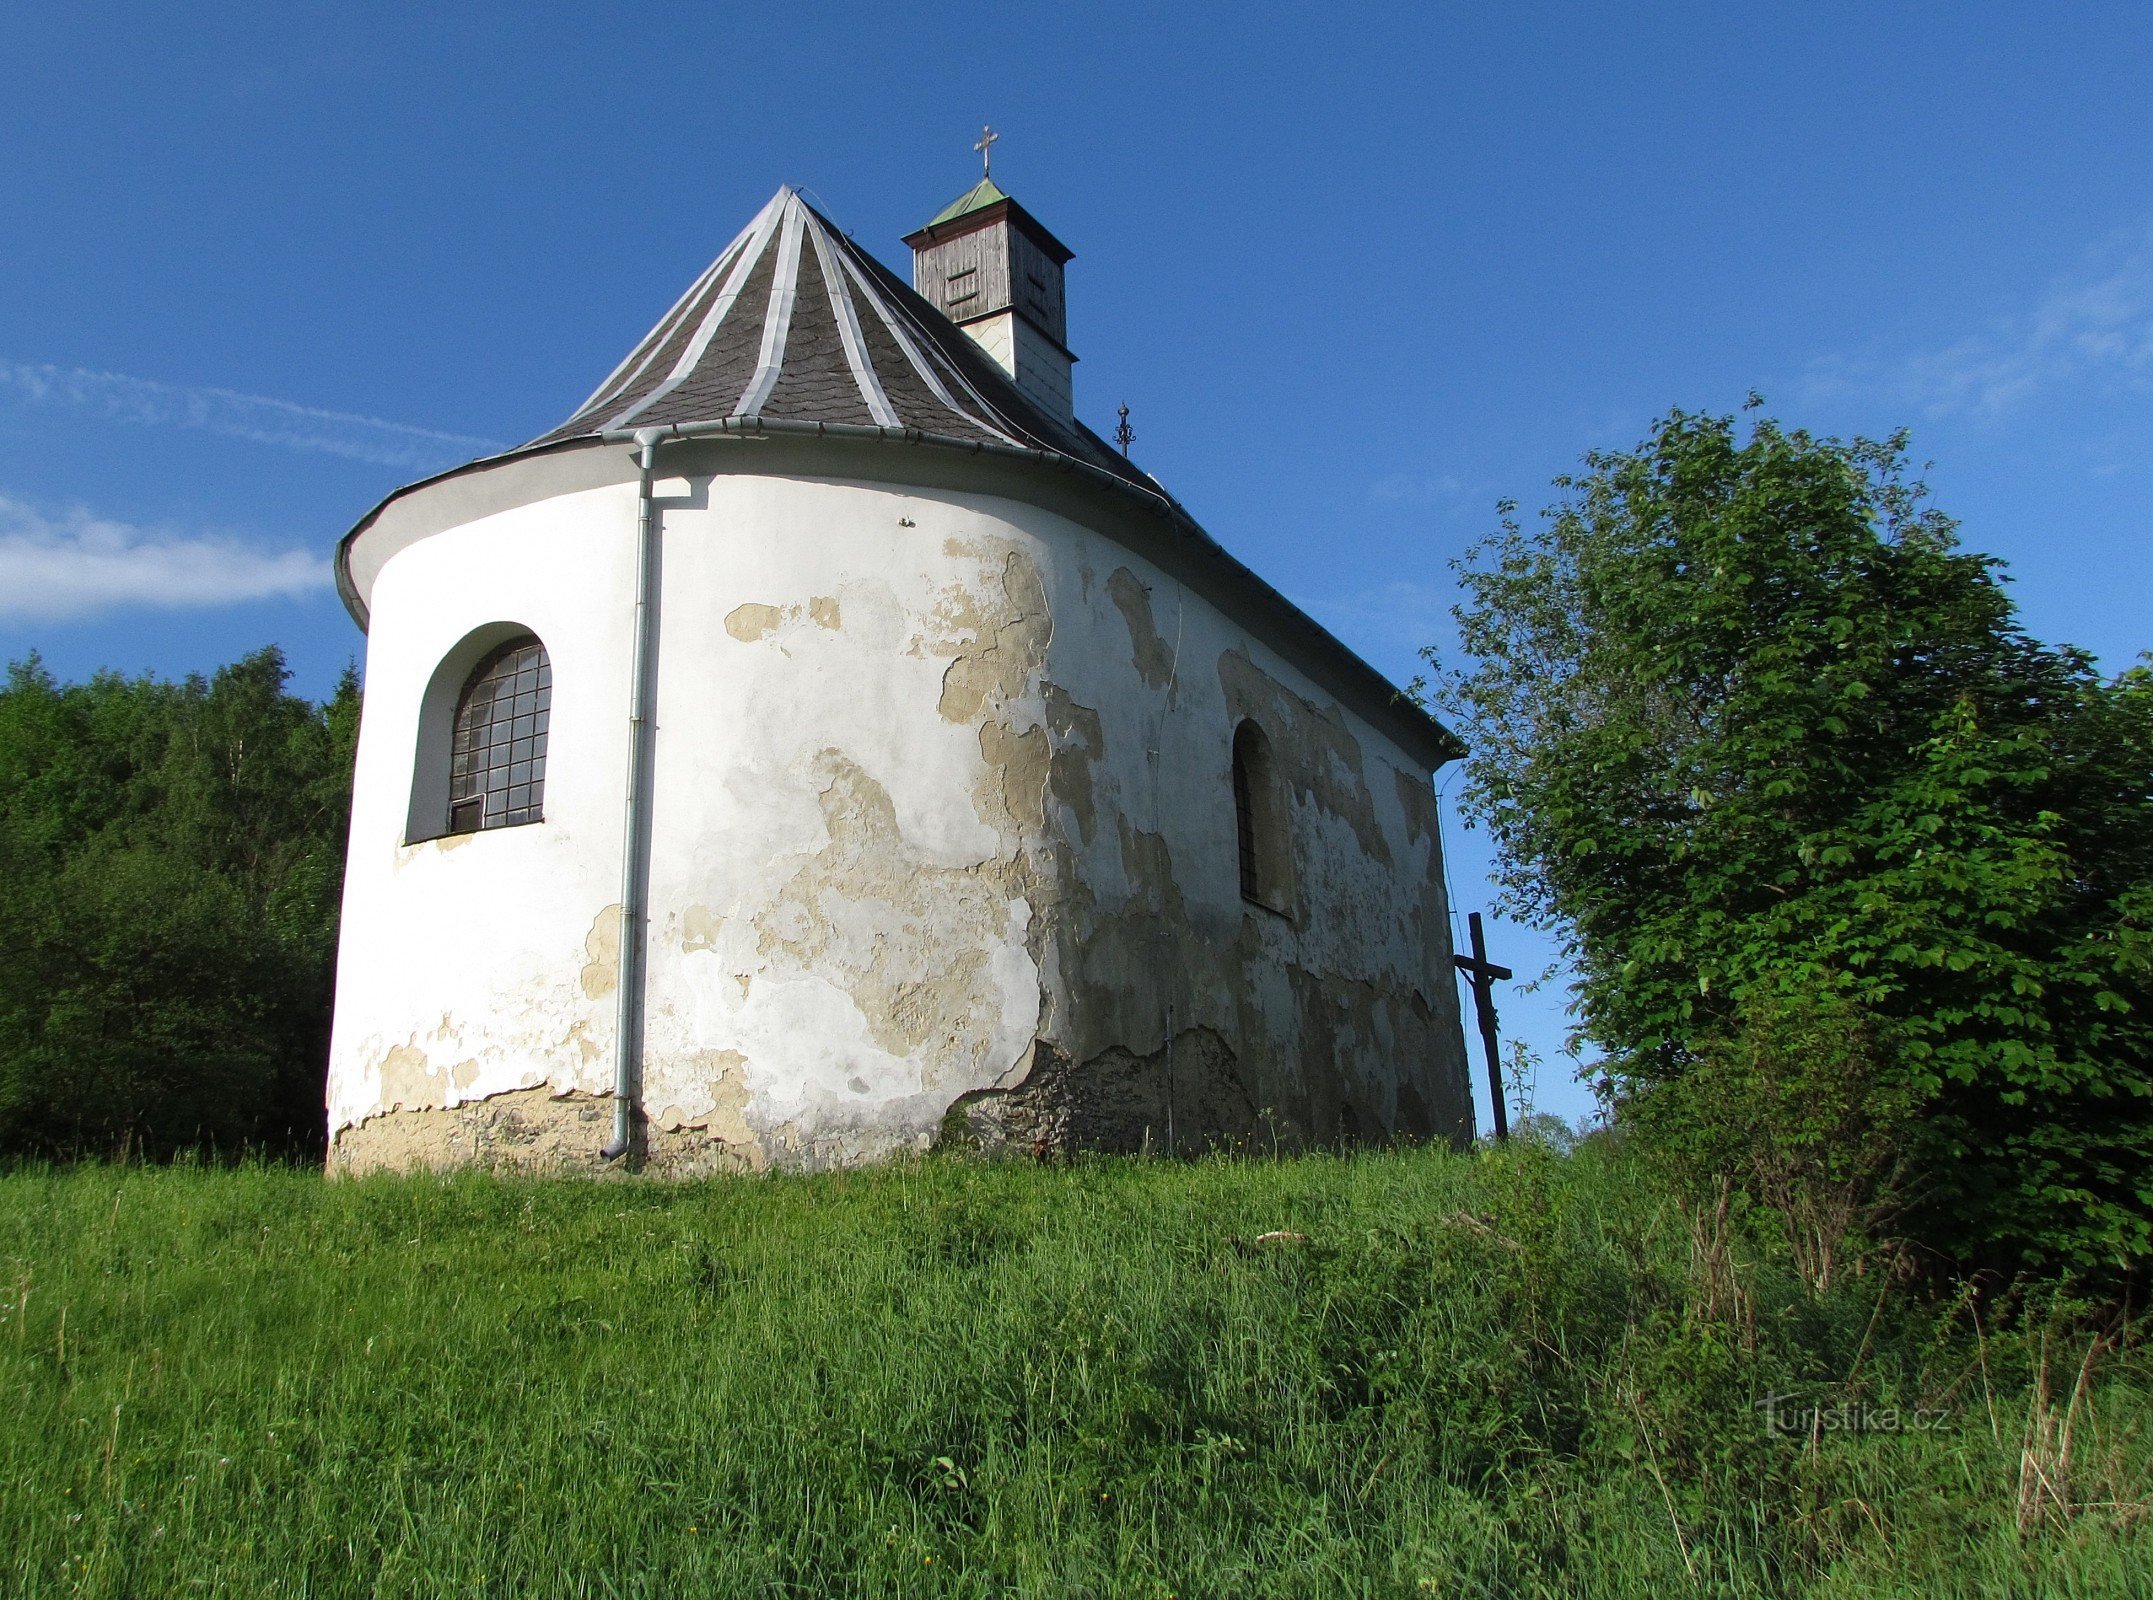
[974,124,999,178]
[1115,403,1135,457]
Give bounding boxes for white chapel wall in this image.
[326,451,1470,1172]
[327,482,641,1154]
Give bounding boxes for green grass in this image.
[0,1142,2145,1598]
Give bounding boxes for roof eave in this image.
[331,436,603,632]
[901,196,1074,265]
[333,424,1463,771]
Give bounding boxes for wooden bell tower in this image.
[904,145,1077,424]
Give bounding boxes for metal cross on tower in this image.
[974,124,999,178]
[1452,912,1515,1141]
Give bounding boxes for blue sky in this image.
[3,3,2149,1129]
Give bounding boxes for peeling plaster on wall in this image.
[580,905,621,999]
[727,597,843,644]
[333,891,624,1138]
[936,550,1049,726]
[724,602,784,642]
[979,721,1050,833]
[649,534,1058,1169]
[679,904,723,954]
[1106,566,1177,689]
[1287,965,1430,1142]
[1393,765,1438,848]
[749,749,1013,1067]
[1028,806,1452,1150]
[1015,534,1473,1154]
[377,1041,430,1104]
[343,992,593,1131]
[662,1049,759,1151]
[329,469,1472,1172]
[1043,685,1104,845]
[666,743,1045,1165]
[1218,647,1391,868]
[1025,807,1201,1077]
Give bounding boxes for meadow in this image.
[1,1141,2145,1598]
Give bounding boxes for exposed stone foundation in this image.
[330,1020,1461,1178]
[941,1029,1273,1157]
[327,1086,765,1178]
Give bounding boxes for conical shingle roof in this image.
[335,183,1460,768]
[530,186,1139,490]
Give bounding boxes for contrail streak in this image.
[0,360,508,472]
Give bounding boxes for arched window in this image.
[446,636,550,834]
[1232,719,1291,915]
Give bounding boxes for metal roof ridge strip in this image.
[564,214,760,428]
[809,218,900,428]
[603,190,788,432]
[889,265,1054,447]
[732,197,808,420]
[833,237,1096,462]
[828,241,1000,435]
[793,194,1055,453]
[827,239,1026,448]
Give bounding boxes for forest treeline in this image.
[0,649,356,1158]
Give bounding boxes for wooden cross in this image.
[1452,911,1514,1141]
[975,124,1000,178]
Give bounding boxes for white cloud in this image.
[0,495,330,621]
[1802,223,2153,418]
[0,360,506,471]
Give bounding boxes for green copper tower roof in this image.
[925,177,1010,228]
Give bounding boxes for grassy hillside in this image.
[1,1143,2145,1598]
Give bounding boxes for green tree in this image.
[1435,405,2153,1276]
[0,648,358,1158]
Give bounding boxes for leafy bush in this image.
[0,649,356,1157]
[1626,988,1914,1291]
[1435,405,2153,1277]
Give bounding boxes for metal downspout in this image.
[601,430,662,1161]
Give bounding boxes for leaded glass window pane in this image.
[447,637,550,833]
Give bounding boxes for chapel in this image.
[325,168,1473,1173]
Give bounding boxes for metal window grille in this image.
[1233,735,1259,903]
[447,637,550,834]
